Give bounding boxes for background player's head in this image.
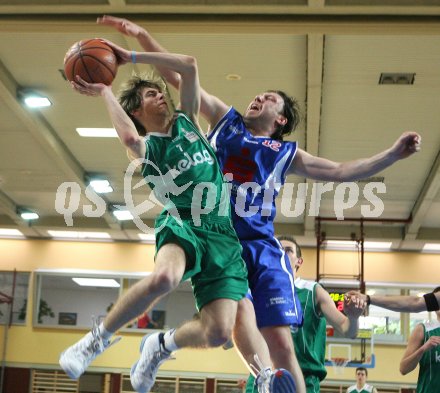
[118,75,171,136]
[355,367,368,386]
[243,90,301,141]
[277,235,303,272]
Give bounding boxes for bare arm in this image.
[98,15,229,129]
[346,290,440,313]
[289,132,421,181]
[71,81,145,158]
[104,40,200,124]
[316,286,360,338]
[400,324,428,375]
[402,333,440,374]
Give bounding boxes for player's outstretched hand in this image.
[390,131,421,160]
[98,15,145,38]
[344,290,367,318]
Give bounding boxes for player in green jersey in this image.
[346,367,378,393]
[400,287,440,393]
[59,42,294,393]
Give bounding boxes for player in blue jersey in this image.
[99,16,422,393]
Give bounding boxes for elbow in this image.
[399,363,411,375]
[181,56,197,76]
[183,55,197,70]
[122,134,139,149]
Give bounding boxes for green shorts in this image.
[304,374,321,393]
[155,211,248,311]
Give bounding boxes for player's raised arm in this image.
[98,15,229,129]
[289,132,421,181]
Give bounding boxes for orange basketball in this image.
[64,39,118,85]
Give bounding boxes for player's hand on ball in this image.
[71,76,108,97]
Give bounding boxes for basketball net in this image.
[330,357,349,375]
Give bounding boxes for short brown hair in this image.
[118,76,164,136]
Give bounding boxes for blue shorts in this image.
[242,237,303,329]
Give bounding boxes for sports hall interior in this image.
[0,1,440,393]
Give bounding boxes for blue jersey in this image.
[208,107,297,240]
[208,107,303,329]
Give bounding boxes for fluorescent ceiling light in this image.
[324,240,392,251]
[20,212,39,220]
[138,233,155,242]
[364,241,392,250]
[112,209,134,221]
[72,278,120,288]
[0,228,24,237]
[422,243,440,252]
[47,230,111,239]
[89,179,113,194]
[76,128,118,137]
[24,96,52,108]
[325,240,357,249]
[319,279,361,289]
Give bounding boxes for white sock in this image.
[98,323,113,341]
[163,329,179,352]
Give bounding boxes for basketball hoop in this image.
[330,357,349,375]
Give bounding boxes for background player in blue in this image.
[99,15,422,393]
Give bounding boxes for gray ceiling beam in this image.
[303,33,324,238]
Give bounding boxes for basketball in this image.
[64,39,118,85]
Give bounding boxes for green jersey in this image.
[293,278,327,382]
[417,320,440,393]
[141,111,229,219]
[347,384,375,393]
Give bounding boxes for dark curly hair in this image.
[269,90,301,141]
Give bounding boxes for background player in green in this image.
[280,236,363,393]
[346,367,378,393]
[246,235,364,393]
[59,42,292,393]
[400,287,440,393]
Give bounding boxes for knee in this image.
[205,323,233,347]
[149,270,179,295]
[271,336,294,359]
[237,298,254,319]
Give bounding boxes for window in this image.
[33,271,198,330]
[0,271,30,325]
[124,278,197,332]
[34,272,120,327]
[362,287,403,342]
